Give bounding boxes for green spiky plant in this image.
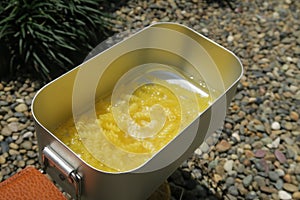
[0,0,112,81]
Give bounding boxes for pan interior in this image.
[54,49,216,172]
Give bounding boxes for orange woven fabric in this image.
[0,167,67,200]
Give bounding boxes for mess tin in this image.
[32,23,243,200]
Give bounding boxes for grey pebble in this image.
[7,122,19,132]
[14,103,28,112]
[0,101,9,106]
[191,168,202,179]
[1,126,12,136]
[17,160,26,168]
[294,165,300,175]
[254,159,266,172]
[200,142,210,153]
[20,140,32,150]
[26,159,36,165]
[254,176,266,187]
[252,141,263,149]
[283,137,294,145]
[0,141,9,153]
[245,191,258,200]
[26,126,35,131]
[269,171,280,182]
[286,146,296,159]
[274,179,284,190]
[208,160,218,170]
[26,150,36,158]
[235,162,245,174]
[13,112,25,118]
[275,169,285,177]
[22,131,34,139]
[228,185,239,196]
[254,124,265,132]
[225,177,235,187]
[261,137,272,145]
[243,175,253,188]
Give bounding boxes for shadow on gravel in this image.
[205,0,237,11]
[168,168,220,200]
[102,0,131,12]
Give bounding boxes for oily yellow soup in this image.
[54,83,211,172]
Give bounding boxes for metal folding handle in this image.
[43,146,82,200]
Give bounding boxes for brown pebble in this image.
[216,140,231,152]
[237,184,248,195]
[259,86,266,95]
[0,155,6,164]
[225,123,233,130]
[215,165,225,176]
[232,104,240,111]
[259,193,269,200]
[290,111,299,121]
[284,122,293,130]
[4,86,13,92]
[7,122,19,132]
[283,183,298,192]
[235,178,242,184]
[265,153,276,161]
[213,174,222,183]
[243,159,252,167]
[257,132,263,138]
[271,193,279,200]
[260,186,277,194]
[252,181,259,191]
[8,143,19,150]
[8,149,20,155]
[274,93,281,99]
[283,174,292,183]
[241,81,249,87]
[14,103,28,113]
[245,150,254,158]
[293,192,300,200]
[1,126,12,136]
[274,161,282,168]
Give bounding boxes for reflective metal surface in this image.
[32,22,243,200]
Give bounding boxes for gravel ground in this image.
[1,0,300,200]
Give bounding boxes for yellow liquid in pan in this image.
[54,83,211,172]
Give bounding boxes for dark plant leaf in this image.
[0,0,113,81]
